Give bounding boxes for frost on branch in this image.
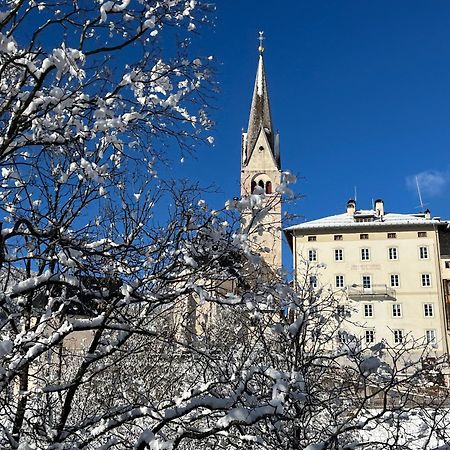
[0,0,214,165]
[275,170,297,198]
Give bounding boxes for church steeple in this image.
[243,35,280,169]
[240,33,282,271]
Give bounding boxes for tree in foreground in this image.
[0,1,449,449]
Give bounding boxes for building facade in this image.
[285,199,450,357]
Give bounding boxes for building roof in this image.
[285,210,448,233]
[243,53,280,168]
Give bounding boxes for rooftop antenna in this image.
[416,176,425,211]
[354,186,357,203]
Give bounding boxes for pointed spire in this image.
[244,32,279,167]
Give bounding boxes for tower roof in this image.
[244,52,279,167]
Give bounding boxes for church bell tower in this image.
[241,33,282,271]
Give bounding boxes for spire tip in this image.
[258,31,265,54]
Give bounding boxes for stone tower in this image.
[241,37,282,271]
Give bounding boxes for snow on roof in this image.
[285,209,448,232]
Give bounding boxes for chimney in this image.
[374,199,384,217]
[425,209,431,220]
[346,199,356,216]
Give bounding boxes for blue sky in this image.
[176,1,450,225]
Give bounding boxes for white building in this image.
[285,199,450,357]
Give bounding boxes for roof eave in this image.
[284,221,446,234]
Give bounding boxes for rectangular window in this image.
[308,236,317,242]
[419,246,429,260]
[362,275,372,289]
[445,261,450,269]
[335,275,344,288]
[388,247,398,260]
[334,234,343,241]
[421,273,431,287]
[365,329,375,344]
[393,329,404,344]
[426,329,437,345]
[418,231,427,238]
[338,331,348,344]
[363,303,373,317]
[309,275,317,288]
[424,303,434,317]
[392,303,402,318]
[361,248,370,261]
[308,249,317,262]
[390,274,399,287]
[337,305,346,317]
[387,232,397,239]
[334,249,343,261]
[360,233,369,240]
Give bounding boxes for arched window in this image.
[258,180,265,189]
[266,181,272,194]
[251,180,256,193]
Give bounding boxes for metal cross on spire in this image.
[258,31,265,54]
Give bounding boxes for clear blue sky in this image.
[176,1,450,225]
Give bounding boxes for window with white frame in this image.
[361,248,370,261]
[334,248,343,261]
[363,304,373,318]
[426,329,437,345]
[388,247,398,260]
[390,274,399,287]
[419,246,429,260]
[337,305,346,317]
[362,275,372,289]
[387,232,397,239]
[308,236,317,242]
[365,329,375,344]
[393,329,404,344]
[392,303,402,318]
[421,273,431,287]
[334,234,343,241]
[335,275,345,288]
[424,303,434,317]
[338,331,351,344]
[309,275,317,288]
[308,249,317,262]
